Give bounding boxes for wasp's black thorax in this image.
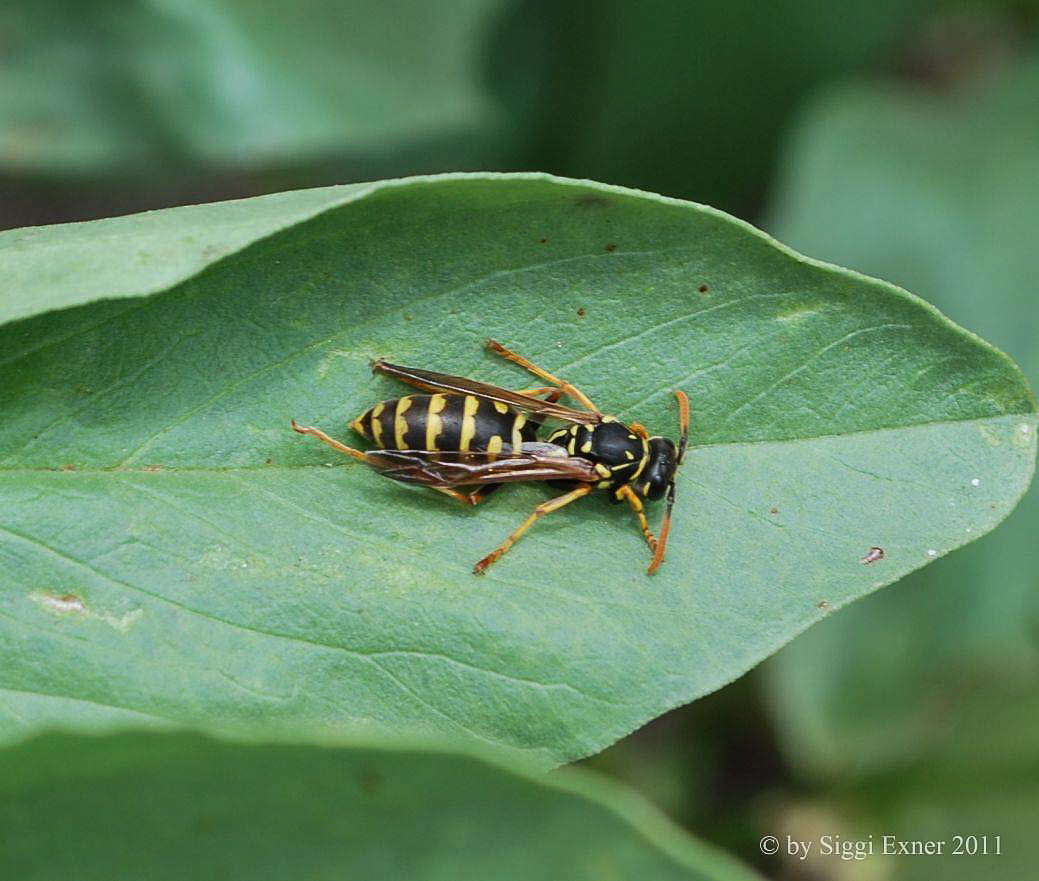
[546,417,648,491]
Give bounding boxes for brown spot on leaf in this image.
[539,237,548,245]
[30,591,143,631]
[577,307,586,317]
[698,284,709,293]
[604,243,617,252]
[817,600,829,610]
[860,546,885,565]
[358,768,383,795]
[34,592,86,614]
[59,464,76,471]
[768,507,779,515]
[144,464,163,472]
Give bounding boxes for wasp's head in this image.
[641,436,678,501]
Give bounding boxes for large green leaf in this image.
[0,729,761,881]
[0,173,1034,766]
[0,0,504,174]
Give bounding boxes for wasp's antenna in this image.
[675,389,690,464]
[647,482,675,575]
[647,390,689,575]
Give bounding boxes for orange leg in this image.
[514,386,560,398]
[486,339,599,412]
[615,484,657,554]
[291,420,381,464]
[474,484,593,574]
[435,487,495,506]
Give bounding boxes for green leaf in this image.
[766,57,1039,780]
[0,0,505,174]
[0,173,1034,766]
[0,183,370,327]
[0,729,762,881]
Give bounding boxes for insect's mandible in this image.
[291,339,689,575]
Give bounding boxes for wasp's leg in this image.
[616,484,657,553]
[513,386,560,398]
[473,484,593,574]
[486,340,599,413]
[434,485,500,506]
[291,420,383,464]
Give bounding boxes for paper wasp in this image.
[291,340,689,575]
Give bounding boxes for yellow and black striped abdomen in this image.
[350,394,538,452]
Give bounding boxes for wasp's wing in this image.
[372,360,601,425]
[361,442,601,487]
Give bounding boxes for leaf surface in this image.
[0,173,1034,765]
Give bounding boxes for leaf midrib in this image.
[0,411,1033,475]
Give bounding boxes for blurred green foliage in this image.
[0,0,512,226]
[0,0,503,172]
[0,0,934,226]
[0,731,763,881]
[493,0,929,215]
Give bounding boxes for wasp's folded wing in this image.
[371,360,601,425]
[361,443,601,487]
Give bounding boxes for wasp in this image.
[291,340,689,575]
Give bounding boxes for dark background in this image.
[4,2,1037,878]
